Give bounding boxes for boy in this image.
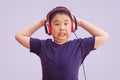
[15,6,109,80]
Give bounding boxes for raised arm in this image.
[15,18,46,49]
[77,19,109,49]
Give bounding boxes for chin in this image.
[59,37,68,41]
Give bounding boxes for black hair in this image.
[46,6,72,24]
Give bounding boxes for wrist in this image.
[36,18,46,28]
[76,18,82,26]
[40,18,46,25]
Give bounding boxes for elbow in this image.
[94,33,109,49]
[15,33,21,42]
[103,32,110,43]
[105,32,110,41]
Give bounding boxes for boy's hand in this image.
[40,18,47,27]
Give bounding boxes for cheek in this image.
[51,28,58,35]
[67,26,72,33]
[67,30,72,35]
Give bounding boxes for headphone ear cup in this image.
[44,21,52,35]
[71,21,75,32]
[71,16,77,32]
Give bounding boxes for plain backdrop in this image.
[0,0,120,80]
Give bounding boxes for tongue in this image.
[59,33,65,37]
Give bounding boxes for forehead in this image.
[51,13,71,22]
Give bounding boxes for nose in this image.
[60,24,65,31]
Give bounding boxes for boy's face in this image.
[51,13,72,44]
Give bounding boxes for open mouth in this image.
[58,32,66,37]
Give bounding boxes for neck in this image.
[54,38,68,44]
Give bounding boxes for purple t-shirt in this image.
[30,37,95,80]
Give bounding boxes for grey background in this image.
[0,0,119,80]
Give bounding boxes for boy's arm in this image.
[15,18,46,49]
[76,18,109,49]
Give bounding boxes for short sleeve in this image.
[30,38,41,56]
[81,37,95,60]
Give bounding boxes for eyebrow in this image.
[64,20,70,22]
[53,19,70,23]
[53,20,59,23]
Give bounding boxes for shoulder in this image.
[70,37,95,48]
[30,38,53,53]
[70,38,82,43]
[30,37,52,43]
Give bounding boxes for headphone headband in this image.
[46,6,72,20]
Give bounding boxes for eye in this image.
[55,23,59,26]
[64,22,69,26]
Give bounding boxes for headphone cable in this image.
[74,32,87,80]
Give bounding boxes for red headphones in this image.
[44,6,77,35]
